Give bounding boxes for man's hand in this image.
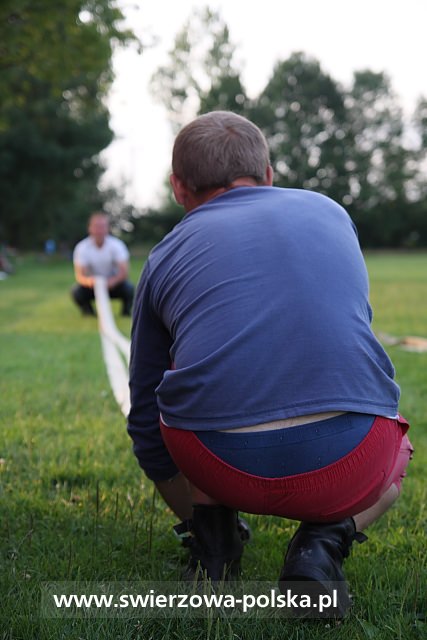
[74,264,95,288]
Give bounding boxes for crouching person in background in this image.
[71,212,134,317]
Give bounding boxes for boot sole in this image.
[279,568,351,618]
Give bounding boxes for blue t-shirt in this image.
[128,187,399,479]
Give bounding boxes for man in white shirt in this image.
[71,212,134,316]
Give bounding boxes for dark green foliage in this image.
[0,0,137,249]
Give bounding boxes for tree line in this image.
[143,8,427,249]
[1,5,426,250]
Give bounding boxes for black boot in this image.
[279,518,367,616]
[175,505,244,582]
[81,302,96,316]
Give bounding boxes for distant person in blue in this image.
[71,212,134,317]
[44,238,56,255]
[127,111,413,614]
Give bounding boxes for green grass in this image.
[0,251,426,639]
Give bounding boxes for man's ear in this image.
[264,165,274,186]
[170,174,187,205]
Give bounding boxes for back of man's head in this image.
[172,111,270,193]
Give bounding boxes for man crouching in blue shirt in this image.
[127,111,413,615]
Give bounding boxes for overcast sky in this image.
[100,0,427,209]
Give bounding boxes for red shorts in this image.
[160,415,413,521]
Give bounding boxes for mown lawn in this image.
[0,251,425,639]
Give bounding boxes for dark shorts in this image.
[160,414,413,522]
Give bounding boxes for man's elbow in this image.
[127,423,179,482]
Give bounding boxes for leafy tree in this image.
[410,97,427,201]
[150,8,427,248]
[0,0,137,249]
[250,52,353,206]
[346,72,408,206]
[146,7,250,237]
[344,71,419,246]
[151,7,249,132]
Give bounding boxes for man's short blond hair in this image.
[172,111,270,192]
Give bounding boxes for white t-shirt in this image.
[73,235,129,277]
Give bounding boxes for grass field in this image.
[0,250,426,639]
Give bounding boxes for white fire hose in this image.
[94,276,131,417]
